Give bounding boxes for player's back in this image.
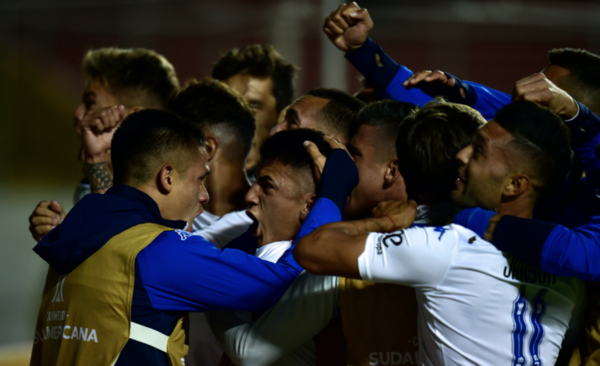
[358,224,585,366]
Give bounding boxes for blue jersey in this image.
[33,185,342,365]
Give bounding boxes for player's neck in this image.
[204,159,248,217]
[496,197,535,219]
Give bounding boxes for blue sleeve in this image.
[567,100,600,165]
[295,198,342,244]
[539,215,600,281]
[453,207,496,238]
[466,81,511,121]
[344,37,432,106]
[408,71,511,121]
[459,210,600,282]
[137,230,304,312]
[318,149,359,213]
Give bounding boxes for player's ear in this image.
[384,158,401,187]
[157,163,176,194]
[204,135,219,162]
[503,173,530,198]
[300,193,318,222]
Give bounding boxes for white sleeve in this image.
[193,210,253,249]
[358,225,458,289]
[206,273,339,366]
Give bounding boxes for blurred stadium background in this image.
[1,0,599,364]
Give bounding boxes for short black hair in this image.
[307,87,366,143]
[549,48,600,97]
[259,129,333,193]
[167,78,256,164]
[112,109,205,185]
[494,101,572,199]
[352,100,417,163]
[396,100,486,202]
[83,48,179,109]
[212,45,298,114]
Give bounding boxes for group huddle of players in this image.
[27,2,600,366]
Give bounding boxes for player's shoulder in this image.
[157,229,216,247]
[405,223,463,242]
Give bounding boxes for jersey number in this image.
[511,286,547,366]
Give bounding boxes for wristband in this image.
[377,215,396,230]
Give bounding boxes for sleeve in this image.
[192,210,253,249]
[407,70,511,121]
[565,100,600,165]
[466,81,511,121]
[358,225,457,289]
[137,230,304,312]
[484,214,600,282]
[344,37,433,106]
[206,274,339,366]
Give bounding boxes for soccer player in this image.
[27,47,180,241]
[212,45,298,177]
[208,100,484,366]
[189,87,364,247]
[167,78,256,227]
[30,110,354,365]
[271,87,365,145]
[165,78,257,366]
[294,101,585,365]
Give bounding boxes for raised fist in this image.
[323,2,373,53]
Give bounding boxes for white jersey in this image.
[359,224,585,366]
[192,210,253,248]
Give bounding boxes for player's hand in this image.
[372,200,418,232]
[80,105,125,162]
[323,2,373,53]
[304,136,352,185]
[513,73,578,119]
[403,70,467,99]
[28,200,66,242]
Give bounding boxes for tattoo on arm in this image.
[84,162,113,193]
[484,214,502,242]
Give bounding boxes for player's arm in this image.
[513,73,600,165]
[404,70,512,121]
[323,2,432,106]
[207,274,339,366]
[294,200,417,279]
[28,200,66,242]
[137,232,304,312]
[455,208,600,282]
[79,105,126,193]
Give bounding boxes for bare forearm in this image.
[323,217,396,236]
[84,162,113,193]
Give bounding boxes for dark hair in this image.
[354,76,384,103]
[111,109,205,185]
[212,45,298,114]
[83,48,179,108]
[352,100,417,162]
[307,88,366,142]
[494,101,573,199]
[167,78,256,164]
[259,129,333,193]
[548,48,600,108]
[396,100,486,202]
